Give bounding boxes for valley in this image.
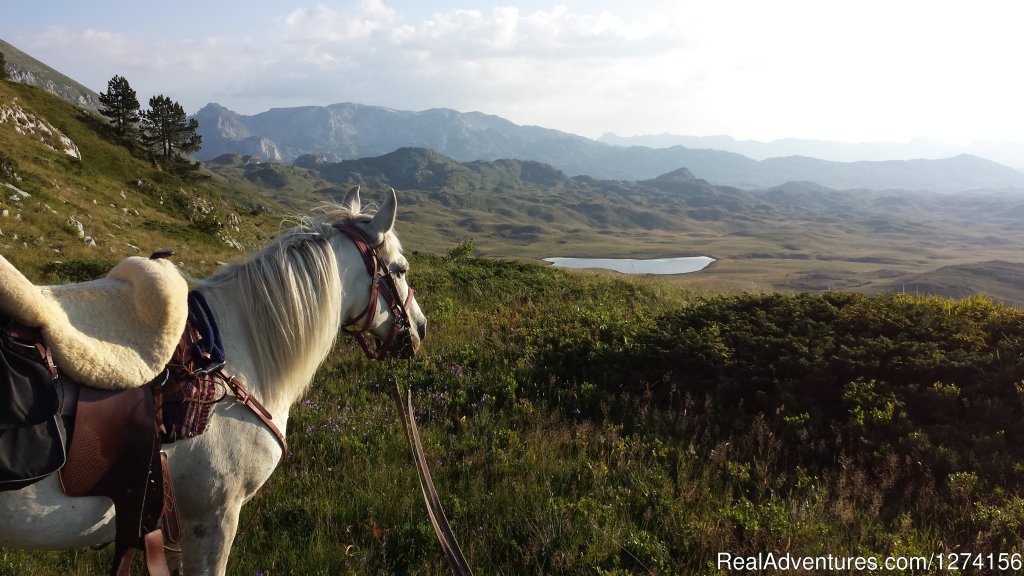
[205,150,1024,304]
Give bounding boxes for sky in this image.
[3,1,1024,144]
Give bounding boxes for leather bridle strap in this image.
[217,368,289,458]
[333,222,414,360]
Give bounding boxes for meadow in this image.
[5,246,1024,575]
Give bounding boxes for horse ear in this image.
[369,188,397,236]
[341,186,361,214]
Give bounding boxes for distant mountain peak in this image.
[198,102,233,114]
[767,181,838,194]
[651,167,697,182]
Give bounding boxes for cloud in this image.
[282,1,395,47]
[10,2,696,136]
[14,1,1024,142]
[255,2,690,136]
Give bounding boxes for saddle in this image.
[0,252,193,576]
[0,253,189,389]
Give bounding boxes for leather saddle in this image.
[0,253,189,389]
[0,253,189,575]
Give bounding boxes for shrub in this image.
[41,258,114,283]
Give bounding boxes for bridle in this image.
[336,221,474,575]
[333,222,416,360]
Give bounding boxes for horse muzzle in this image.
[385,325,423,359]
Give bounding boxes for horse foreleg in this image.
[175,502,242,576]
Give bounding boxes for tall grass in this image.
[3,254,1023,575]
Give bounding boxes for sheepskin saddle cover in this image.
[0,254,188,389]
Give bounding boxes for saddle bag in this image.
[0,319,66,491]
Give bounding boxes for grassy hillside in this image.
[0,80,282,282]
[4,254,1023,574]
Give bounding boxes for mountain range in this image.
[598,133,1024,171]
[193,102,1024,192]
[3,50,1024,305]
[3,35,1022,193]
[202,146,1024,302]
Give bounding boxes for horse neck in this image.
[195,240,353,415]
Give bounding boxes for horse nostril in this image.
[417,321,427,342]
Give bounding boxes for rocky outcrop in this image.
[7,66,101,111]
[0,98,81,159]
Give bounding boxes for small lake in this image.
[544,256,716,275]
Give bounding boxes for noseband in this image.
[334,222,415,360]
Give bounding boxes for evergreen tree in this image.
[98,75,141,140]
[0,52,9,82]
[141,94,202,164]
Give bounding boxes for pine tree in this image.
[98,75,141,140]
[0,52,9,82]
[141,95,202,163]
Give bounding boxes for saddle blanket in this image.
[0,253,188,389]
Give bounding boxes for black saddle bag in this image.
[0,320,66,491]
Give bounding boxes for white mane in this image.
[195,206,403,409]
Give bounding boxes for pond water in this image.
[543,256,716,275]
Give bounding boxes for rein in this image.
[390,376,475,576]
[333,222,415,360]
[334,223,473,574]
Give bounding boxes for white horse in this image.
[0,188,427,575]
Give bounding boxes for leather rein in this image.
[333,222,416,360]
[336,223,475,575]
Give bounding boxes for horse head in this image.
[336,186,427,360]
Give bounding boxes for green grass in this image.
[5,250,1024,575]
